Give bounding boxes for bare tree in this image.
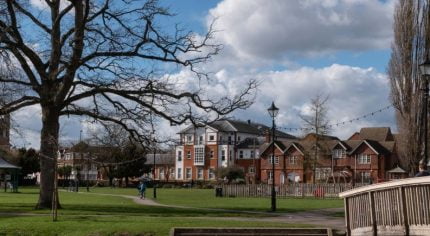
[300,94,331,183]
[388,0,430,175]
[0,0,256,208]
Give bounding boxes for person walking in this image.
[137,181,147,199]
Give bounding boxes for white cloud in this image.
[208,0,394,59]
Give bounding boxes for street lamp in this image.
[152,138,157,199]
[419,58,430,167]
[267,101,279,212]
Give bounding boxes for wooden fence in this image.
[339,176,430,236]
[218,183,366,199]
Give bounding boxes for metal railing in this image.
[339,176,430,236]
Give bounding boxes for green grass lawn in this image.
[0,187,343,235]
[92,187,344,213]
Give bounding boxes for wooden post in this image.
[369,192,377,235]
[400,187,409,236]
[344,197,351,236]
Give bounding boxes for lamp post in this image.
[419,58,430,167]
[152,138,157,199]
[267,101,279,212]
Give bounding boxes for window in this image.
[198,135,204,145]
[360,172,371,183]
[159,168,165,180]
[239,150,244,159]
[221,150,226,161]
[209,135,215,141]
[229,150,233,161]
[238,136,241,142]
[268,171,273,180]
[315,168,331,180]
[289,156,298,165]
[333,149,346,159]
[186,135,192,143]
[269,155,279,165]
[209,168,215,179]
[194,146,205,164]
[186,168,192,179]
[358,154,371,164]
[210,150,214,159]
[250,150,255,158]
[249,166,255,173]
[177,151,182,161]
[177,168,182,179]
[228,136,232,144]
[187,150,191,159]
[197,168,203,179]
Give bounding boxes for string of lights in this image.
[278,105,393,132]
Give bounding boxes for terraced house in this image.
[175,119,296,182]
[259,127,399,185]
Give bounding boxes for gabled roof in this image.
[347,139,391,155]
[357,127,394,142]
[259,140,287,157]
[388,166,407,173]
[177,119,296,139]
[0,156,20,169]
[284,142,305,155]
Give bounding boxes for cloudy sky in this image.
[11,0,397,148]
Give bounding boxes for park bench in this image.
[170,228,338,236]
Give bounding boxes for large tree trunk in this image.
[37,107,60,209]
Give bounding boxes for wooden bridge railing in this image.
[339,176,430,236]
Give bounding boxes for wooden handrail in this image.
[339,176,430,198]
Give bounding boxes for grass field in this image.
[0,187,343,235]
[92,187,344,213]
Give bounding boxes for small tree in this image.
[216,166,245,184]
[300,94,331,183]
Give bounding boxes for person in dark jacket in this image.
[137,181,147,199]
[415,161,430,177]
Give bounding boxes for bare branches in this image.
[388,0,430,173]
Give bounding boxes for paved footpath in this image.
[74,191,346,230]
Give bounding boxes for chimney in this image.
[264,130,271,143]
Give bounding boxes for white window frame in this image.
[249,166,255,173]
[197,168,204,180]
[209,168,215,179]
[177,168,182,179]
[185,168,192,179]
[221,150,226,161]
[177,151,182,161]
[289,155,298,165]
[333,149,346,159]
[269,155,279,165]
[358,154,371,164]
[239,150,244,159]
[187,150,191,159]
[209,135,215,141]
[194,146,205,164]
[210,150,214,159]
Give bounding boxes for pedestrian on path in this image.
[137,181,147,199]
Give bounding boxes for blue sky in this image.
[11,0,397,148]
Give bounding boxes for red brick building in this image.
[259,127,398,185]
[175,119,296,182]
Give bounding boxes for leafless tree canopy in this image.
[300,94,331,183]
[0,0,256,208]
[388,0,430,174]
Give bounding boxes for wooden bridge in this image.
[339,176,430,235]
